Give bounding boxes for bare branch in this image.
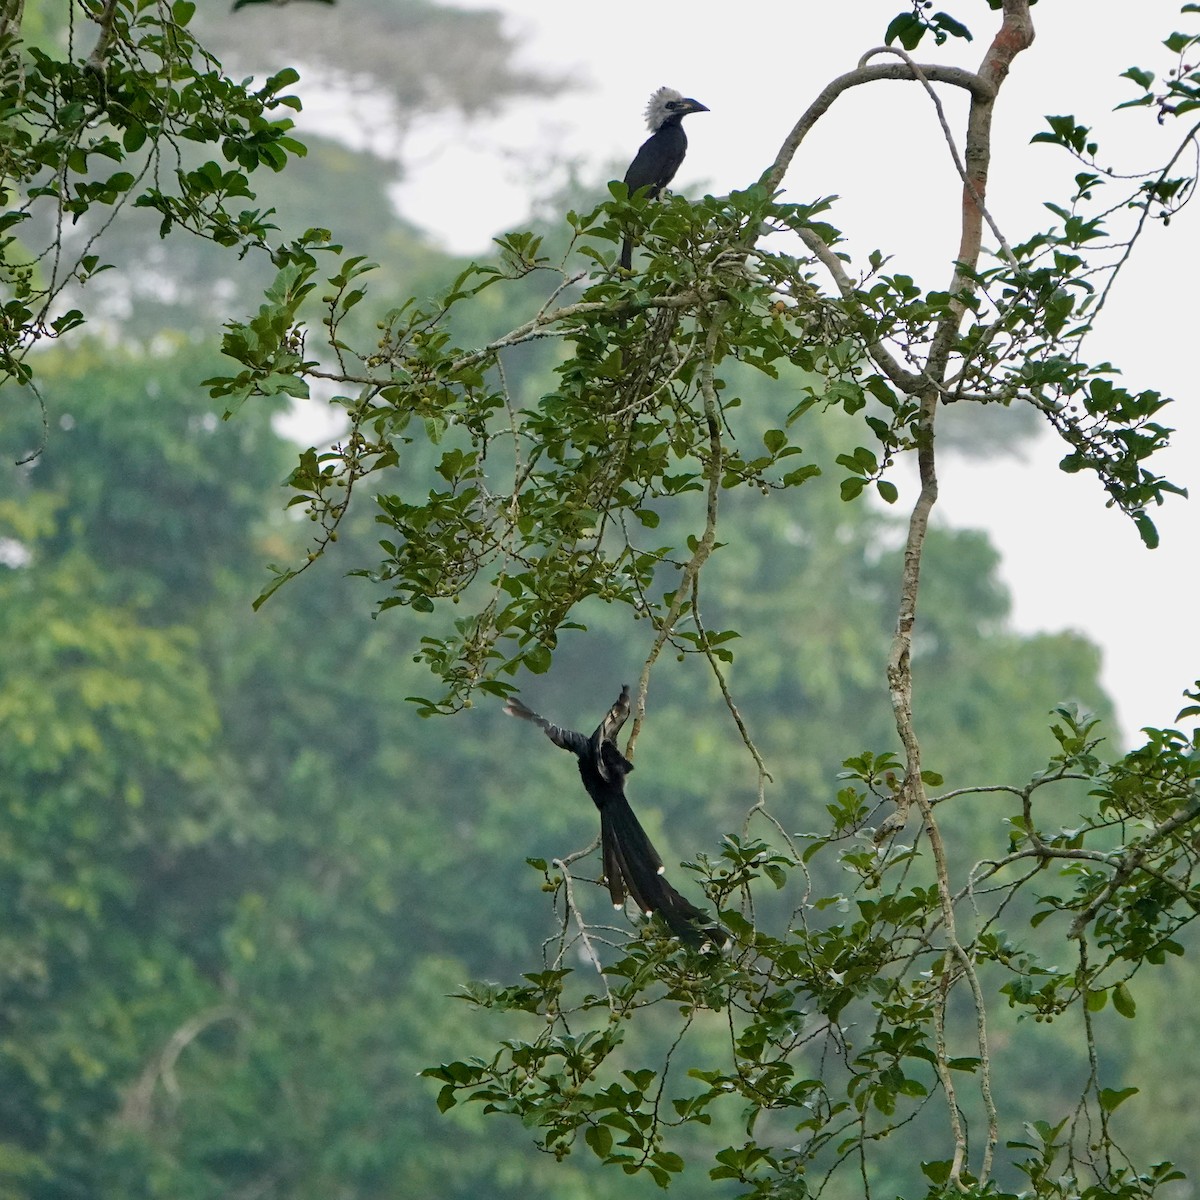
[119,1006,248,1132]
[763,63,992,194]
[0,0,26,44]
[1088,116,1200,325]
[304,286,715,391]
[876,5,1036,1186]
[552,856,608,980]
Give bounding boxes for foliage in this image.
[0,0,566,420]
[0,327,1179,1198]
[0,340,655,1199]
[0,0,312,437]
[2,2,1200,1199]
[202,7,1197,712]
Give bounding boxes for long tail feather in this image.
[601,798,724,947]
[600,800,661,913]
[655,879,711,947]
[601,818,628,909]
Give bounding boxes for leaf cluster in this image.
[1,1,305,418]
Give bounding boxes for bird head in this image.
[643,86,710,131]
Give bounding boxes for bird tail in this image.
[656,877,723,948]
[620,236,633,271]
[600,797,663,912]
[600,798,725,948]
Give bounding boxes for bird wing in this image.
[623,127,687,197]
[623,138,663,197]
[503,696,589,757]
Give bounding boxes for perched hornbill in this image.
[620,86,709,270]
[504,685,723,947]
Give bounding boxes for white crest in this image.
[643,86,684,131]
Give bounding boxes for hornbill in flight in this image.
[504,685,723,947]
[620,86,709,270]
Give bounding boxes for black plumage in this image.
[504,685,722,947]
[620,86,709,270]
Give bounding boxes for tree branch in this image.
[119,1006,247,1132]
[794,225,924,393]
[85,0,122,75]
[884,0,1036,847]
[877,4,1036,1186]
[1068,795,1200,939]
[763,63,993,194]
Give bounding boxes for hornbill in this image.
[504,685,723,947]
[620,86,709,271]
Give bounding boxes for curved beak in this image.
[682,98,710,114]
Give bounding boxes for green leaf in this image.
[266,67,302,91]
[585,1123,613,1158]
[921,1159,953,1184]
[932,11,973,41]
[763,428,787,454]
[781,464,820,487]
[123,123,147,153]
[1120,66,1155,89]
[884,13,924,50]
[1112,982,1136,1019]
[524,644,552,674]
[1133,511,1160,549]
[1100,1087,1139,1113]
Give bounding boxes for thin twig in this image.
[794,226,924,393]
[552,856,608,982]
[763,62,993,194]
[858,46,1020,273]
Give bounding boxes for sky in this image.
[342,1,1199,742]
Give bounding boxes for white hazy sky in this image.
[339,1,1199,742]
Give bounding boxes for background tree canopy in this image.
[1,2,1198,1198]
